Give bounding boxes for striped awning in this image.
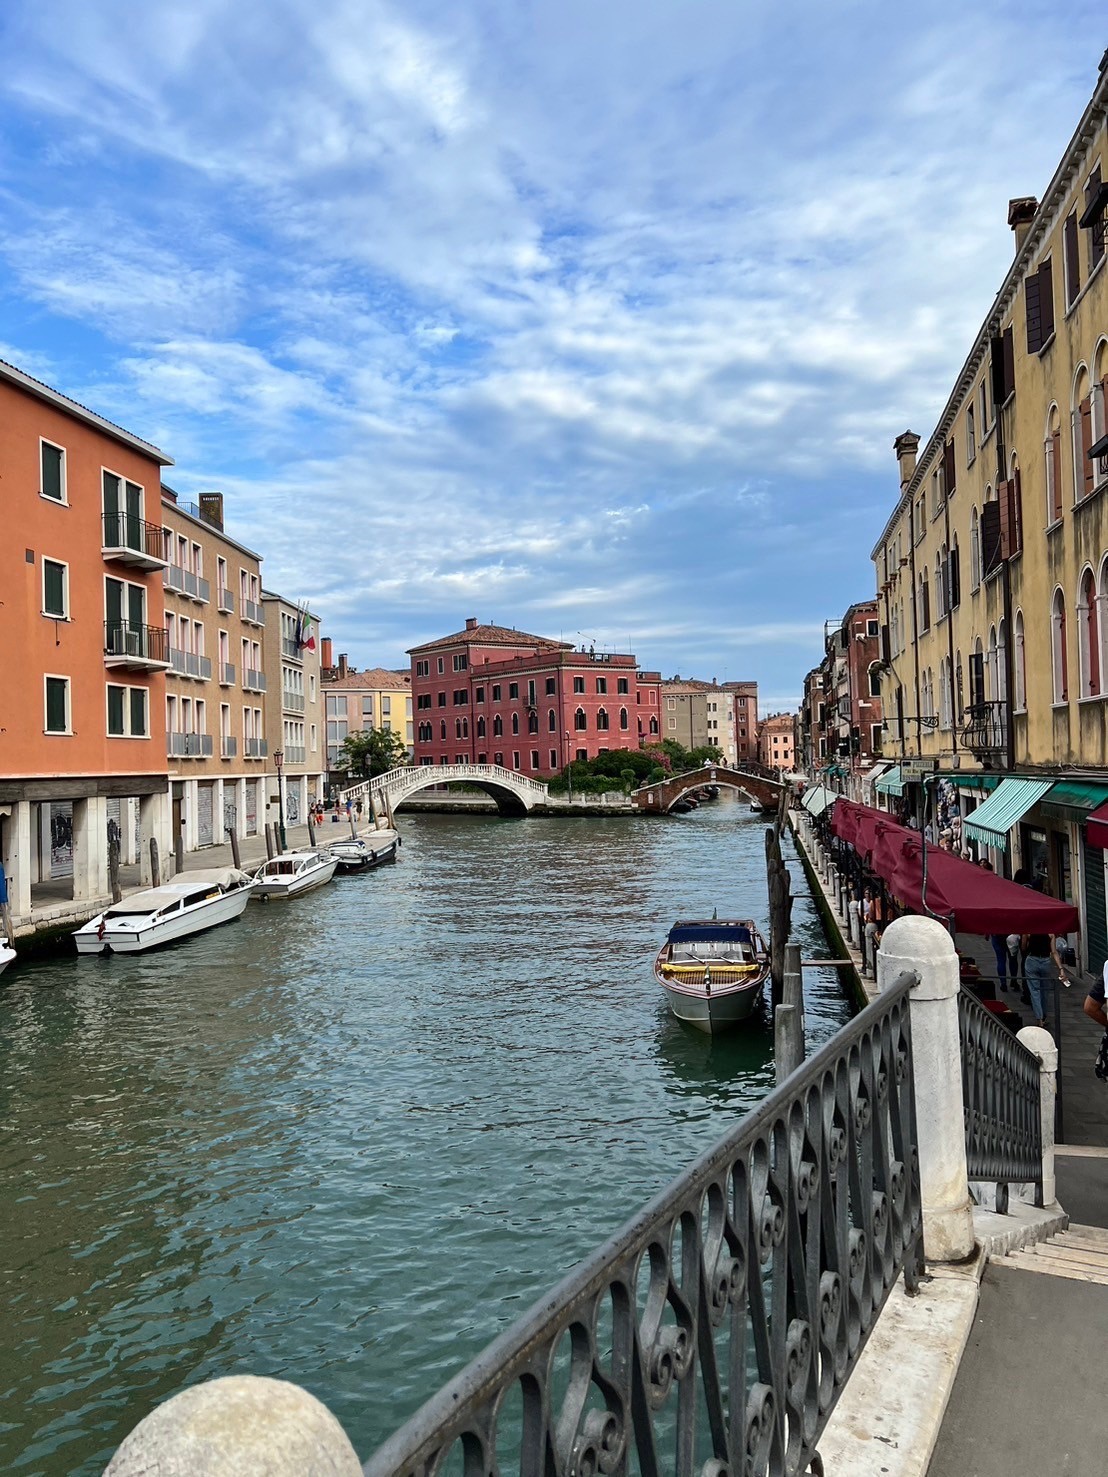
[874,765,904,797]
[860,761,893,787]
[962,777,1055,847]
[801,784,837,816]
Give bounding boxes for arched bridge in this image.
[340,762,549,818]
[632,764,785,815]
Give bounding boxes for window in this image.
[437,657,445,674]
[509,682,519,700]
[493,715,503,737]
[477,716,486,738]
[545,677,556,695]
[1085,163,1105,275]
[527,680,536,706]
[548,708,557,731]
[979,379,990,435]
[1080,567,1101,698]
[40,440,65,502]
[949,537,961,609]
[1045,406,1063,524]
[573,676,585,694]
[453,653,467,671]
[475,685,485,703]
[492,684,501,701]
[511,713,519,735]
[966,405,976,464]
[868,664,881,698]
[596,708,609,731]
[42,558,68,618]
[440,719,447,739]
[1052,587,1068,704]
[550,749,558,768]
[438,692,447,707]
[1064,210,1081,307]
[668,717,677,730]
[528,710,538,733]
[617,677,629,694]
[619,707,628,730]
[866,619,878,637]
[531,751,540,769]
[416,659,429,677]
[934,552,945,621]
[1014,611,1026,711]
[666,697,676,710]
[44,675,70,733]
[596,677,607,694]
[512,752,521,771]
[107,684,148,737]
[1074,366,1096,503]
[970,506,981,590]
[417,694,431,710]
[574,708,587,731]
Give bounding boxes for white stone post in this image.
[104,1375,362,1475]
[36,803,53,882]
[4,801,33,920]
[849,898,862,951]
[1017,1025,1059,1206]
[877,914,976,1262]
[73,796,108,902]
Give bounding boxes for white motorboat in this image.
[328,831,400,872]
[74,868,256,955]
[654,918,771,1035]
[0,941,16,976]
[252,850,338,899]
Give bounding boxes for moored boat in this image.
[327,831,400,872]
[654,918,770,1034]
[252,850,338,899]
[74,868,256,955]
[0,941,16,976]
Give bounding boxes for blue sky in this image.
[1,3,1102,712]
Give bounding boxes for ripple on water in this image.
[0,798,851,1474]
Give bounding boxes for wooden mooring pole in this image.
[108,838,123,904]
[226,827,242,870]
[149,837,161,889]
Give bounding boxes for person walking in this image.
[988,933,1010,991]
[1021,930,1065,1028]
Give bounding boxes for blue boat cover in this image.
[667,923,752,944]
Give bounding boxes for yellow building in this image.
[321,654,413,774]
[872,51,1108,970]
[261,591,325,829]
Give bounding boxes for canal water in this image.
[0,795,852,1475]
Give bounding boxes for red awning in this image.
[830,798,1080,935]
[1087,800,1108,851]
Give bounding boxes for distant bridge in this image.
[339,762,549,818]
[631,763,785,815]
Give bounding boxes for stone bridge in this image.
[631,763,784,815]
[339,762,549,819]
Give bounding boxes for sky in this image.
[1,3,1103,714]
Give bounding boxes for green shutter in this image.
[1084,834,1107,977]
[107,686,125,735]
[41,443,63,501]
[130,687,147,736]
[45,677,68,732]
[43,561,65,617]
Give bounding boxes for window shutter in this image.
[1081,396,1095,497]
[44,561,65,615]
[45,677,67,732]
[1087,166,1106,269]
[1012,470,1023,554]
[1038,260,1054,344]
[1002,326,1015,402]
[943,436,956,495]
[922,580,930,630]
[999,484,1013,558]
[41,443,63,501]
[1025,270,1042,354]
[990,334,1006,408]
[1052,432,1063,521]
[107,686,125,735]
[949,545,961,608]
[981,501,1003,575]
[1064,212,1081,304]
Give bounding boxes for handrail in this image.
[958,985,1042,1212]
[340,763,550,805]
[362,973,922,1477]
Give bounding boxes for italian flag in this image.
[299,611,316,651]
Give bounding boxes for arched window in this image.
[596,707,609,731]
[935,551,945,620]
[868,663,881,697]
[493,715,503,737]
[649,716,658,735]
[949,536,960,609]
[574,708,587,731]
[1052,587,1068,703]
[1094,339,1108,446]
[970,638,985,709]
[997,618,1008,705]
[939,657,951,731]
[1014,611,1026,711]
[477,715,486,738]
[455,718,462,738]
[619,707,629,730]
[955,650,963,724]
[511,713,519,735]
[440,719,447,740]
[529,710,539,733]
[1045,404,1063,524]
[548,708,557,731]
[890,602,899,657]
[918,569,930,632]
[1074,365,1095,503]
[986,625,998,702]
[970,507,980,591]
[1100,556,1108,683]
[1079,566,1100,697]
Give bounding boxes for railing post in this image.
[877,915,975,1262]
[1017,1025,1058,1206]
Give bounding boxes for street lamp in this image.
[274,749,287,851]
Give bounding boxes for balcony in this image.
[241,598,265,627]
[168,648,212,680]
[166,731,214,758]
[104,621,170,671]
[221,736,238,759]
[244,738,268,759]
[219,661,236,686]
[242,668,267,693]
[282,690,305,713]
[101,512,167,571]
[217,585,235,614]
[282,745,306,764]
[960,701,1008,763]
[163,564,211,603]
[281,637,302,661]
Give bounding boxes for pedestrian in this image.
[1021,930,1065,1028]
[979,857,994,872]
[988,933,1010,991]
[1084,963,1108,1079]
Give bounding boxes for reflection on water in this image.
[0,794,850,1474]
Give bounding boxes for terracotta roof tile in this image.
[322,667,411,690]
[408,623,569,654]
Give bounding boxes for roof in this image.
[322,668,411,690]
[0,358,174,465]
[407,623,569,654]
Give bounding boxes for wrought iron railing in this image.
[101,511,165,561]
[958,987,1042,1213]
[104,621,169,665]
[362,974,922,1477]
[959,701,1006,760]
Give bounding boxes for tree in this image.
[339,727,409,778]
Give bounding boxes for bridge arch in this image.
[631,764,784,816]
[340,762,549,818]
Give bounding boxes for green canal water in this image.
[0,796,852,1475]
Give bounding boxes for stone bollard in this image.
[877,915,975,1262]
[849,898,862,952]
[104,1375,362,1476]
[1016,1025,1059,1206]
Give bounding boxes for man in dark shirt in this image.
[1084,963,1108,1030]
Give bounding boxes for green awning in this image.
[874,765,904,797]
[1039,780,1108,824]
[941,773,1003,792]
[801,784,837,816]
[962,777,1055,847]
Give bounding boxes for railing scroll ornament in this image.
[362,973,922,1477]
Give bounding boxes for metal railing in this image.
[168,649,212,680]
[217,586,235,613]
[162,565,210,602]
[242,597,265,626]
[242,668,267,692]
[219,661,236,686]
[244,738,268,758]
[104,621,169,665]
[958,987,1042,1212]
[282,690,305,712]
[101,512,165,561]
[283,744,306,764]
[282,637,302,660]
[363,974,922,1477]
[166,731,214,758]
[960,701,1007,760]
[221,736,237,758]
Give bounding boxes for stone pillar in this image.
[73,796,108,902]
[1017,1025,1059,1206]
[3,801,33,920]
[877,914,975,1262]
[849,898,862,951]
[104,1375,361,1475]
[139,791,170,887]
[36,803,53,882]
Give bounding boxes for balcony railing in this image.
[283,744,306,764]
[244,738,268,758]
[281,637,302,661]
[217,585,235,614]
[166,731,214,758]
[163,565,210,603]
[960,700,1007,761]
[221,736,238,759]
[219,661,236,686]
[241,598,265,626]
[104,621,170,669]
[168,649,212,680]
[282,690,305,712]
[101,512,167,570]
[242,668,267,693]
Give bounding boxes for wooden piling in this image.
[108,838,122,904]
[174,831,184,877]
[265,824,276,860]
[765,824,793,1009]
[226,828,241,870]
[150,837,161,889]
[306,815,316,847]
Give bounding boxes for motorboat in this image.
[654,918,771,1034]
[327,831,400,872]
[252,849,338,899]
[74,868,256,955]
[0,941,16,976]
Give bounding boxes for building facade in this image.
[723,681,759,764]
[659,679,735,760]
[823,602,884,789]
[758,713,796,773]
[321,651,413,773]
[871,51,1108,971]
[0,359,173,929]
[409,619,661,774]
[261,592,325,832]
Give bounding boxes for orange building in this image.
[0,359,173,933]
[757,712,797,773]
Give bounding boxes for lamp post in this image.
[274,749,287,851]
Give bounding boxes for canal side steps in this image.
[1001,1220,1108,1283]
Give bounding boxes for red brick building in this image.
[409,619,661,773]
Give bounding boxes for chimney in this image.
[338,653,349,679]
[198,492,224,530]
[1007,197,1038,254]
[465,617,478,630]
[893,431,920,494]
[320,636,332,671]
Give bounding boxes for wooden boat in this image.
[654,918,770,1034]
[74,868,256,955]
[328,831,399,872]
[252,850,338,899]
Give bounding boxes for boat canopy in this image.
[667,923,753,944]
[184,867,252,888]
